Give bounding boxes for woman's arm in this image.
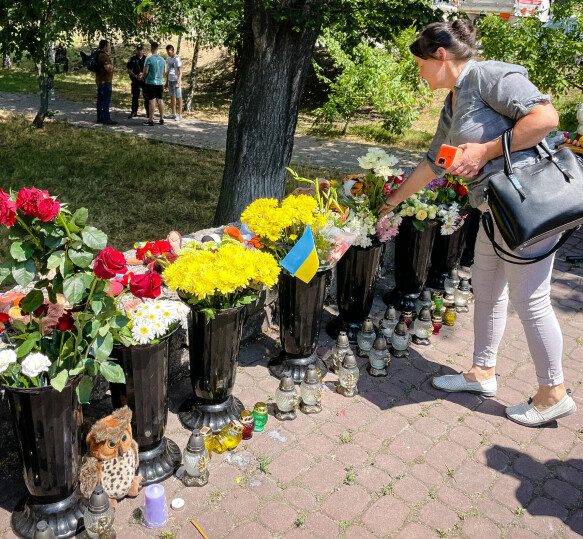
[447,102,559,178]
[384,159,437,210]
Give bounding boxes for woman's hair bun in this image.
[451,19,477,48]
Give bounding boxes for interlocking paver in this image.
[523,496,569,536]
[419,500,460,531]
[360,495,409,536]
[461,516,503,538]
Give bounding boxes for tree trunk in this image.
[2,55,11,69]
[176,34,182,56]
[185,37,200,113]
[213,0,325,225]
[33,43,56,129]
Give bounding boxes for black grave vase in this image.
[327,242,384,343]
[179,305,246,433]
[110,331,181,486]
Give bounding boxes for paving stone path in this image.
[1,91,583,539]
[0,91,422,172]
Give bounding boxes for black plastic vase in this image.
[6,382,85,539]
[384,217,438,311]
[179,306,246,433]
[110,331,181,486]
[269,269,330,383]
[326,243,384,343]
[426,212,471,291]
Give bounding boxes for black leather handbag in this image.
[481,128,583,264]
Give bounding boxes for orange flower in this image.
[224,226,245,243]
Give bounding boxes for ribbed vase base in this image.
[268,351,328,384]
[138,438,182,486]
[12,490,85,539]
[325,317,361,344]
[383,289,418,312]
[179,396,245,434]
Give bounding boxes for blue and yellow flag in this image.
[280,225,319,283]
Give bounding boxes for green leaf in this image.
[94,333,113,361]
[20,289,44,314]
[11,259,36,287]
[98,324,110,337]
[85,358,98,377]
[100,361,125,384]
[110,315,130,330]
[16,338,36,358]
[412,219,426,232]
[81,226,107,251]
[91,300,102,315]
[63,274,87,304]
[35,278,50,289]
[76,375,94,404]
[0,261,14,286]
[46,250,65,270]
[50,369,69,392]
[72,208,89,227]
[87,319,101,338]
[10,241,35,262]
[11,319,28,333]
[68,249,93,268]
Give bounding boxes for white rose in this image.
[0,349,17,374]
[21,353,52,379]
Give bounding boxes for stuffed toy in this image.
[79,406,142,504]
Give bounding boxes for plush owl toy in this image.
[80,406,142,504]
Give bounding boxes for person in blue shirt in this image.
[142,42,166,126]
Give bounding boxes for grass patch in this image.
[343,466,356,485]
[0,113,342,254]
[294,513,307,528]
[257,455,271,474]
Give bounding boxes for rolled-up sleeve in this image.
[480,66,550,121]
[425,104,450,177]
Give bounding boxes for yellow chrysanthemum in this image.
[241,198,291,242]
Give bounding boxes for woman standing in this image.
[385,20,576,427]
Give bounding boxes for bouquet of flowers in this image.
[0,187,130,402]
[426,175,470,235]
[121,299,189,345]
[239,182,356,270]
[163,240,280,320]
[335,148,406,247]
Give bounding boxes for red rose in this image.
[457,185,469,197]
[33,303,49,317]
[93,247,128,279]
[136,240,172,261]
[121,272,135,286]
[16,187,60,221]
[129,270,162,299]
[0,313,9,324]
[0,189,17,228]
[107,279,124,297]
[56,311,75,332]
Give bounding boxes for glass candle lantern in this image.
[444,268,460,303]
[432,313,443,335]
[356,318,376,357]
[454,277,471,313]
[275,376,299,421]
[412,307,432,346]
[84,485,115,539]
[368,336,390,377]
[199,426,217,457]
[253,402,269,431]
[432,292,444,316]
[380,306,398,340]
[390,321,410,358]
[329,331,351,373]
[33,521,54,539]
[182,430,210,487]
[401,311,414,329]
[443,306,457,326]
[300,364,322,414]
[337,351,359,397]
[240,410,254,440]
[215,420,244,452]
[415,289,433,316]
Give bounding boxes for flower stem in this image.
[58,213,72,240]
[15,216,42,249]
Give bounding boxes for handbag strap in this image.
[481,211,576,265]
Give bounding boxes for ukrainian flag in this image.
[280,225,319,283]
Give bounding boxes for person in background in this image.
[95,39,117,125]
[126,44,149,119]
[143,41,166,126]
[165,44,183,121]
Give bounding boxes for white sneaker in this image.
[168,114,176,119]
[505,394,577,427]
[432,373,497,397]
[175,114,182,121]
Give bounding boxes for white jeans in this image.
[472,219,563,386]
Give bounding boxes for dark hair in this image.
[409,20,476,60]
[166,44,174,52]
[98,39,109,50]
[150,41,159,50]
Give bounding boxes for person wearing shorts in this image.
[142,41,166,126]
[165,44,183,121]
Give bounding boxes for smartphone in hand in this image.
[435,144,462,169]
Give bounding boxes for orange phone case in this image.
[435,144,462,169]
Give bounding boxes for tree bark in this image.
[2,55,11,69]
[33,42,56,129]
[213,0,325,225]
[176,34,182,56]
[185,37,200,113]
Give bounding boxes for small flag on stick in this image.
[280,225,319,283]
